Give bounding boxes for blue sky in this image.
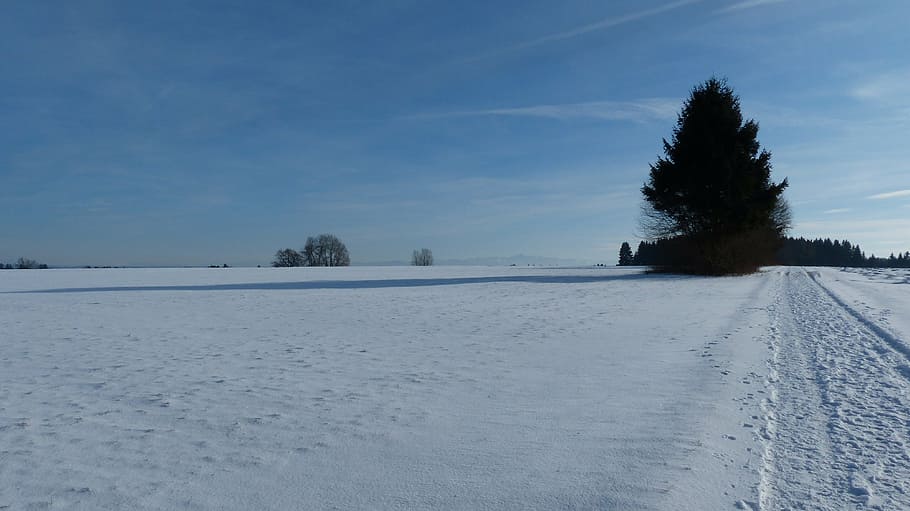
[1,0,908,266]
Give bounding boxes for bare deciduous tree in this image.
[411,248,433,266]
[303,234,350,267]
[16,257,40,269]
[272,248,304,267]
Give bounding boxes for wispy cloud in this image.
[868,189,910,200]
[742,101,844,129]
[852,70,910,103]
[407,98,679,123]
[465,0,703,62]
[823,208,852,214]
[718,0,789,13]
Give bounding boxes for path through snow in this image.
[761,268,910,509]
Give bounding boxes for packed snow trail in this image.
[762,268,910,509]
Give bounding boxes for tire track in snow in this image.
[762,268,910,509]
[807,270,910,369]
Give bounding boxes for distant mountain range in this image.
[357,254,591,267]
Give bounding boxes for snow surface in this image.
[1,266,908,509]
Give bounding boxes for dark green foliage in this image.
[659,230,783,275]
[640,78,789,274]
[777,237,909,268]
[632,241,658,266]
[635,235,909,269]
[618,242,634,266]
[630,231,780,275]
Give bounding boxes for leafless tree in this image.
[272,248,304,267]
[16,257,39,269]
[771,197,793,234]
[638,202,678,240]
[303,234,350,267]
[411,248,433,266]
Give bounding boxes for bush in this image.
[647,228,783,275]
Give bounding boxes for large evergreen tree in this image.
[641,78,790,274]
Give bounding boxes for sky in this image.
[1,0,908,267]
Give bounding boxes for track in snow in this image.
[761,268,910,510]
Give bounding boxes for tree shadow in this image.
[8,272,696,294]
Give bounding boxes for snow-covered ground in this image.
[1,266,908,509]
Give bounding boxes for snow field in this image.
[1,265,908,509]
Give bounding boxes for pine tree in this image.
[618,242,634,266]
[641,77,789,274]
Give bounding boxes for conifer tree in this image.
[641,78,790,274]
[618,242,634,266]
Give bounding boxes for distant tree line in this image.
[776,237,865,267]
[777,237,910,268]
[617,240,673,267]
[619,237,910,269]
[0,257,48,269]
[272,233,351,267]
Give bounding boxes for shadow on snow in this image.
[8,272,696,294]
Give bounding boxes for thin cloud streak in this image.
[718,0,789,13]
[407,99,680,122]
[464,0,703,62]
[868,189,910,200]
[852,70,910,103]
